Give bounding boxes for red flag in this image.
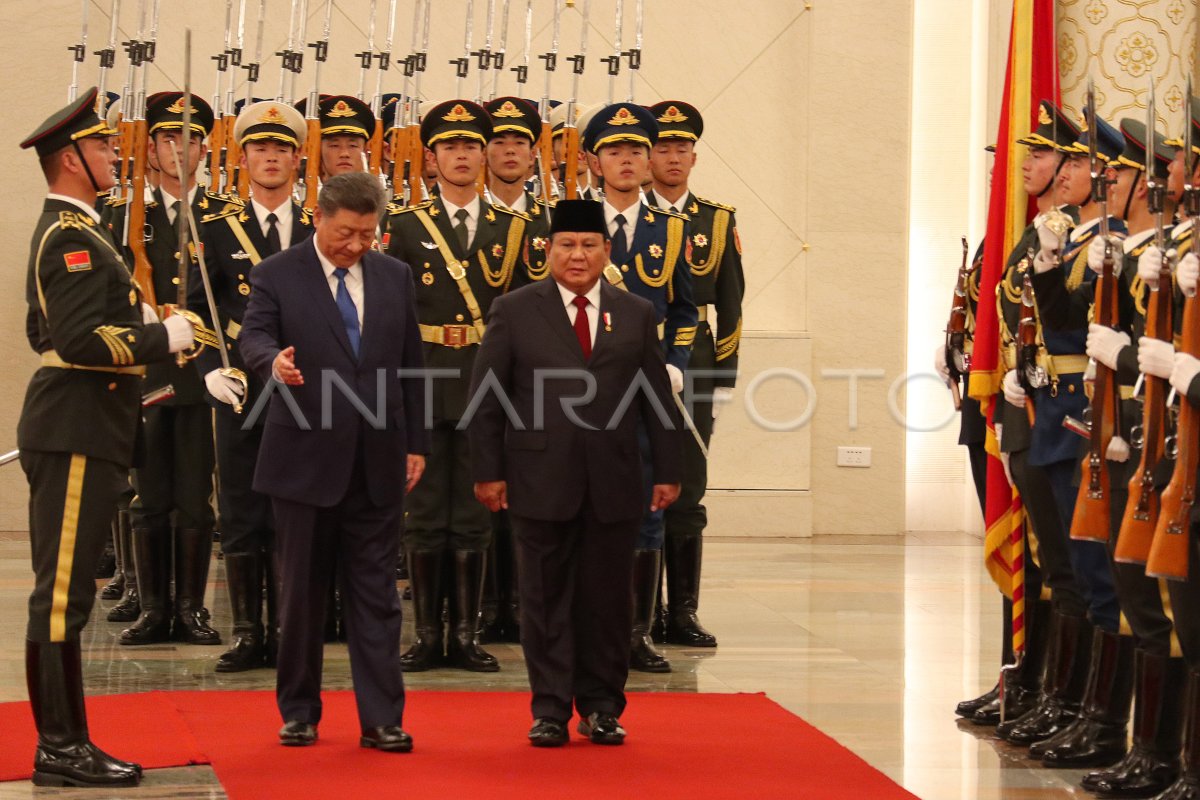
[970,0,1058,654]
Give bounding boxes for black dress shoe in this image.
[577,712,626,745]
[278,721,317,746]
[32,741,141,788]
[956,684,1000,718]
[528,718,568,748]
[360,726,413,753]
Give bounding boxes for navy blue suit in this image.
[239,236,430,730]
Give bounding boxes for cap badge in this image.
[443,104,476,122]
[657,105,688,124]
[493,101,523,118]
[258,106,286,124]
[1038,104,1052,125]
[608,107,638,126]
[328,100,357,118]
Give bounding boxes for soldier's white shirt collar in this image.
[508,192,528,214]
[440,193,481,242]
[46,193,101,225]
[1173,218,1195,238]
[250,197,293,243]
[158,185,199,223]
[650,189,690,215]
[1123,228,1156,255]
[1069,217,1101,243]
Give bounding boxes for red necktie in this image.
[572,295,592,359]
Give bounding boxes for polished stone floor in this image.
[0,531,1097,799]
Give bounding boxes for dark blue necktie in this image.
[333,268,361,358]
[611,213,628,265]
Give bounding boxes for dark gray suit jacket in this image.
[468,277,683,523]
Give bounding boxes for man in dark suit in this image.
[469,200,683,747]
[238,171,429,752]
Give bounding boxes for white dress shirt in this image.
[649,189,691,215]
[1123,228,1156,256]
[251,197,294,247]
[506,192,528,215]
[603,199,638,253]
[158,185,199,226]
[556,278,601,349]
[46,193,101,225]
[441,194,481,247]
[314,234,364,329]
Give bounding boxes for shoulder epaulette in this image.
[388,200,432,216]
[298,206,312,226]
[56,210,97,230]
[488,202,529,221]
[104,194,128,208]
[204,189,245,206]
[695,195,736,213]
[200,202,245,224]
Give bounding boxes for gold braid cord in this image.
[689,209,729,277]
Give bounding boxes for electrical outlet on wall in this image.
[837,446,872,468]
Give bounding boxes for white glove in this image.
[1138,337,1175,379]
[1171,352,1200,397]
[1033,249,1058,274]
[1002,369,1026,408]
[1136,245,1163,287]
[665,364,684,394]
[712,387,733,420]
[1000,452,1014,487]
[1036,218,1063,258]
[141,302,159,324]
[1180,252,1200,297]
[994,422,1004,453]
[1086,324,1131,370]
[163,314,195,354]
[1087,235,1115,275]
[1107,436,1131,463]
[934,344,951,385]
[205,369,245,406]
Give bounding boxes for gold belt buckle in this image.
[444,324,469,348]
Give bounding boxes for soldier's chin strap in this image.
[71,140,104,195]
[1036,153,1068,198]
[1122,171,1139,222]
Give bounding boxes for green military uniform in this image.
[18,88,184,788]
[644,100,745,650]
[384,99,527,672]
[101,91,220,647]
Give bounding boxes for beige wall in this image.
[0,0,915,536]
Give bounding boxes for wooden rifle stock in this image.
[207,116,225,194]
[368,118,384,176]
[303,117,321,212]
[563,126,580,199]
[1071,245,1119,542]
[390,123,406,197]
[117,116,134,195]
[1116,261,1174,563]
[407,118,424,205]
[128,118,156,308]
[1147,282,1198,579]
[228,114,246,200]
[944,239,971,412]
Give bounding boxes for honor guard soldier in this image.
[297,94,375,180]
[194,100,315,672]
[384,99,528,672]
[104,91,222,647]
[18,88,197,787]
[477,96,550,643]
[998,110,1125,753]
[979,100,1083,727]
[645,100,744,648]
[582,102,698,673]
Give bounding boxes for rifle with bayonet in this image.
[1148,75,1200,580]
[207,1,233,194]
[233,0,266,200]
[68,0,89,103]
[490,0,511,101]
[563,0,589,200]
[536,0,563,207]
[602,0,622,104]
[1016,249,1047,427]
[301,0,332,212]
[125,0,155,306]
[625,0,642,102]
[944,236,973,411]
[1072,81,1122,543]
[367,0,398,179]
[403,0,431,206]
[1117,79,1175,562]
[476,0,496,196]
[452,0,475,101]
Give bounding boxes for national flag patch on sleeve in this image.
[63,251,92,272]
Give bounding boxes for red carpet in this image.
[1,690,918,798]
[0,691,208,781]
